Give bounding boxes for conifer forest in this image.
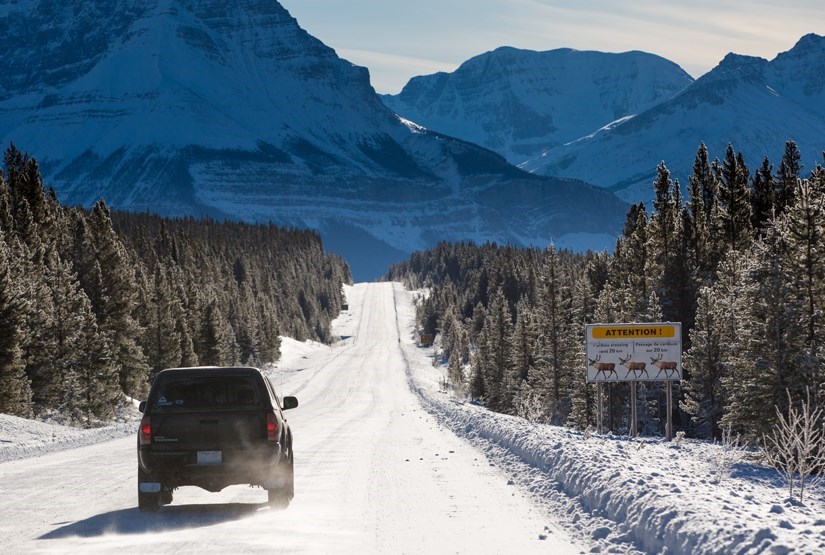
[388,141,825,443]
[0,145,351,424]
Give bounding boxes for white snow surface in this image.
[1,282,823,554]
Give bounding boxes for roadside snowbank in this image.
[0,413,136,463]
[393,283,825,555]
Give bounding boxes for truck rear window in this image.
[151,376,263,410]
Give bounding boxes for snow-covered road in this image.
[0,282,580,554]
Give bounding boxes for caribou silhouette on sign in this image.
[650,354,679,379]
[587,355,618,380]
[618,354,648,379]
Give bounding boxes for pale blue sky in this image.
[279,0,823,94]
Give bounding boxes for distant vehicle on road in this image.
[137,366,298,512]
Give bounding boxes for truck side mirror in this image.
[139,401,146,413]
[282,396,299,410]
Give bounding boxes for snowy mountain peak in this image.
[703,53,769,84]
[790,32,825,50]
[382,47,692,164]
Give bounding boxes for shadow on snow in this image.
[39,502,273,539]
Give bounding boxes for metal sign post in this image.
[630,382,638,437]
[596,383,603,434]
[665,381,673,441]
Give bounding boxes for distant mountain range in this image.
[0,0,628,280]
[382,48,693,165]
[385,35,825,203]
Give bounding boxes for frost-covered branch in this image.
[761,389,825,502]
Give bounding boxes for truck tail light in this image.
[139,415,152,446]
[266,412,278,442]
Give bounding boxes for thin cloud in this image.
[336,49,458,93]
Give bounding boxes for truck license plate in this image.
[197,451,222,465]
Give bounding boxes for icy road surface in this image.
[0,282,580,554]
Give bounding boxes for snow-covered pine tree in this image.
[234,282,263,365]
[447,350,465,398]
[144,265,182,377]
[647,163,689,324]
[469,323,489,402]
[62,311,119,425]
[775,178,825,402]
[681,286,727,439]
[88,200,149,398]
[566,272,596,430]
[198,296,229,367]
[34,249,94,410]
[482,289,512,412]
[508,298,537,413]
[0,232,32,416]
[19,245,58,412]
[618,203,650,316]
[686,148,712,281]
[721,235,809,441]
[535,246,578,423]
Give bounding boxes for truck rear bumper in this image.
[138,444,287,491]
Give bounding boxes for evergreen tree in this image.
[621,203,649,312]
[144,265,182,377]
[686,146,712,281]
[62,313,119,425]
[535,247,578,422]
[691,143,717,221]
[0,234,32,416]
[717,145,753,253]
[482,290,512,412]
[42,249,111,414]
[751,157,776,234]
[776,140,801,215]
[198,296,229,367]
[508,298,537,411]
[647,164,691,324]
[681,287,726,439]
[89,200,149,397]
[470,326,489,402]
[447,350,465,397]
[776,179,825,399]
[566,274,596,430]
[721,238,809,440]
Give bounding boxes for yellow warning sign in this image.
[591,325,676,339]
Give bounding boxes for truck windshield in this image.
[152,376,263,410]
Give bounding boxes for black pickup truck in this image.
[137,366,298,512]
